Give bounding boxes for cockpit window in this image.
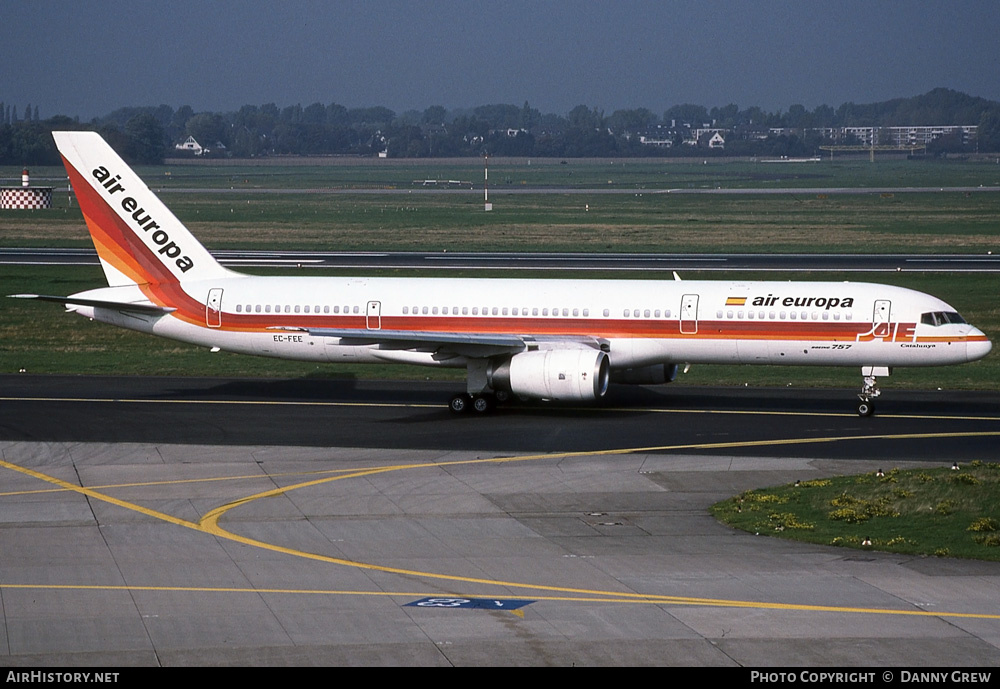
[921,311,966,326]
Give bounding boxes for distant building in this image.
[882,125,977,147]
[175,136,204,155]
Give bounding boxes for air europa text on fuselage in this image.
[751,294,854,310]
[92,165,194,273]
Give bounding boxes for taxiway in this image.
[1,376,999,666]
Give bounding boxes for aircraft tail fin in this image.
[52,131,233,287]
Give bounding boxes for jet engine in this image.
[490,349,610,402]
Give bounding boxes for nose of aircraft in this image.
[967,328,992,362]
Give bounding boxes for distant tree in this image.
[281,103,303,124]
[519,101,540,130]
[978,111,1000,152]
[186,112,226,148]
[169,105,194,140]
[124,113,166,164]
[422,105,447,124]
[608,108,657,134]
[665,104,709,127]
[710,104,739,128]
[784,104,810,128]
[302,102,326,124]
[348,106,395,128]
[567,105,604,131]
[473,104,521,129]
[325,102,349,127]
[812,104,835,127]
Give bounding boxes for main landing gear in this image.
[449,390,510,414]
[449,393,495,414]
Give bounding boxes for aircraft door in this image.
[206,288,223,328]
[366,300,381,330]
[873,299,891,338]
[680,294,699,334]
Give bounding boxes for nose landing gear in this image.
[857,366,889,417]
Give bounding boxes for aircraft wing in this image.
[271,327,606,358]
[9,294,176,314]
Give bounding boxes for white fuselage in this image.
[71,275,991,371]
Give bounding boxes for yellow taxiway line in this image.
[4,427,1000,620]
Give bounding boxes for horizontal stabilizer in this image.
[9,293,176,314]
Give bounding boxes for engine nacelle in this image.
[490,349,610,402]
[610,363,679,385]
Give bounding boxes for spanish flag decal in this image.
[726,296,747,306]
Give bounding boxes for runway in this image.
[5,247,1000,272]
[3,376,1000,666]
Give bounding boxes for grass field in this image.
[711,463,1000,561]
[3,156,999,254]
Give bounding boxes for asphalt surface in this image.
[2,375,1000,667]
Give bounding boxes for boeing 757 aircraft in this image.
[13,131,992,415]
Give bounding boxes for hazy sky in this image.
[3,1,998,120]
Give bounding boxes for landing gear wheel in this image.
[857,400,875,417]
[449,394,471,414]
[494,390,510,404]
[472,395,494,413]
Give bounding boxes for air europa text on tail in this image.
[92,165,194,273]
